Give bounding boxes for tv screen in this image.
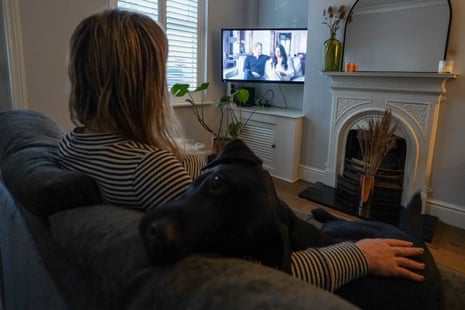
[221,28,307,84]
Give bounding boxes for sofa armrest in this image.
[49,205,357,309]
[0,180,99,310]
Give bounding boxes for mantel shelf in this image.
[322,71,457,79]
[322,71,457,96]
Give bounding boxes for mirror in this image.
[343,0,451,72]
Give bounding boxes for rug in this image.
[439,266,465,309]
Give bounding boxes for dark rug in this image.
[298,182,364,219]
[298,182,437,241]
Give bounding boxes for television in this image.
[221,28,308,84]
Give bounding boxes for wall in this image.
[302,0,465,228]
[16,0,108,131]
[0,0,11,112]
[430,0,465,227]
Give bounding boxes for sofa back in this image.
[0,110,101,222]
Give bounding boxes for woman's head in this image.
[68,9,183,156]
[273,44,288,69]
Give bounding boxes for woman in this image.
[58,9,425,292]
[269,44,295,81]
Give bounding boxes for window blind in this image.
[117,0,200,89]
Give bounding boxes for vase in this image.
[322,32,342,72]
[358,175,375,218]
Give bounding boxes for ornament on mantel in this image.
[321,5,351,72]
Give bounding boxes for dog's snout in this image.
[146,222,163,253]
[142,217,184,263]
[147,221,160,239]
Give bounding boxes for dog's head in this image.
[139,139,292,271]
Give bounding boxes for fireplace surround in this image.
[323,72,456,214]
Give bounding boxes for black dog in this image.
[140,139,443,309]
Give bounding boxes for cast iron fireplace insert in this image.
[299,129,407,226]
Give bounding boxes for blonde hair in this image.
[68,9,184,158]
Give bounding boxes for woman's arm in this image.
[181,152,208,179]
[291,239,425,291]
[134,151,194,211]
[291,242,368,291]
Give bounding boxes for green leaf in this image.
[194,82,209,92]
[170,83,190,97]
[215,95,231,108]
[228,121,244,139]
[232,89,250,105]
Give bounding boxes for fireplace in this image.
[333,129,406,224]
[322,72,455,220]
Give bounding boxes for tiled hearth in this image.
[323,72,456,214]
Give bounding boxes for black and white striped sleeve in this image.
[290,242,369,291]
[181,152,208,179]
[133,151,193,212]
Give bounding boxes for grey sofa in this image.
[0,110,357,310]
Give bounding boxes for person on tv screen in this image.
[267,44,295,81]
[243,42,270,80]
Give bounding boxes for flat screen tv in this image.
[221,28,308,84]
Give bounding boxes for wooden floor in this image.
[273,177,465,276]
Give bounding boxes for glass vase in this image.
[358,175,375,218]
[322,32,342,72]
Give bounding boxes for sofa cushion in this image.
[49,205,357,309]
[0,110,101,221]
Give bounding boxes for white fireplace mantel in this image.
[323,71,456,211]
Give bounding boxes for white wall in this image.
[17,0,108,131]
[429,0,465,227]
[0,0,11,112]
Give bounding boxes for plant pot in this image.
[358,175,375,218]
[212,137,231,154]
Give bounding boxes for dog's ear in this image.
[204,139,262,169]
[277,223,292,272]
[399,191,424,240]
[250,223,292,273]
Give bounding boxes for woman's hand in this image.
[356,238,425,281]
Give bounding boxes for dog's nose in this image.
[146,222,164,255]
[143,218,182,263]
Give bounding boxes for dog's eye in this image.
[210,174,223,190]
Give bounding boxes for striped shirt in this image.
[291,242,368,291]
[58,128,368,290]
[58,128,206,212]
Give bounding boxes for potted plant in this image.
[171,82,256,153]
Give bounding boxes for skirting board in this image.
[298,164,465,230]
[428,199,465,230]
[298,164,325,184]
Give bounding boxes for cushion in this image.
[49,205,357,309]
[0,110,101,221]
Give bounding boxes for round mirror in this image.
[343,0,451,72]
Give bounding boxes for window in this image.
[114,0,204,90]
